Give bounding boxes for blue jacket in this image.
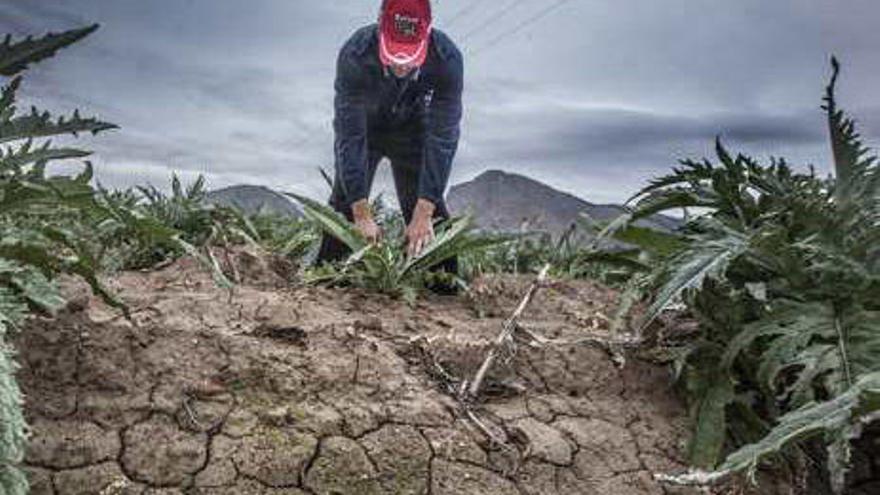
[334,24,463,207]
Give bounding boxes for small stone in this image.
[304,437,380,494]
[554,417,640,476]
[384,392,451,427]
[26,419,120,469]
[483,398,529,422]
[24,467,53,495]
[78,391,151,429]
[53,462,129,495]
[422,427,487,465]
[192,479,307,494]
[511,418,573,466]
[593,472,661,495]
[234,427,317,487]
[177,396,233,433]
[121,415,207,486]
[361,425,431,495]
[355,316,383,332]
[286,401,344,437]
[194,436,238,488]
[260,406,290,427]
[431,459,519,495]
[223,408,258,438]
[516,461,557,495]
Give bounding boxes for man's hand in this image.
[406,198,436,258]
[351,199,382,244]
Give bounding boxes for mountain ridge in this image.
[206,184,302,217]
[446,169,679,236]
[206,170,680,236]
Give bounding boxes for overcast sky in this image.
[2,0,879,204]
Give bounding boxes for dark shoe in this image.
[426,274,461,296]
[429,283,459,296]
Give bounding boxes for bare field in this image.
[16,254,783,494]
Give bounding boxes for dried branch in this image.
[464,407,508,447]
[517,324,643,349]
[653,469,731,486]
[181,394,206,431]
[464,264,550,402]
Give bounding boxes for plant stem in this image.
[834,315,854,388]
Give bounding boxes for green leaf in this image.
[610,273,650,334]
[0,287,27,338]
[285,192,366,252]
[756,330,821,395]
[575,249,651,273]
[823,58,880,212]
[0,25,98,76]
[177,239,233,289]
[631,187,716,221]
[721,300,829,367]
[401,216,472,275]
[0,336,27,494]
[0,143,91,172]
[593,211,634,245]
[8,266,65,313]
[0,77,22,119]
[722,300,880,406]
[0,24,127,487]
[641,225,749,329]
[688,367,736,468]
[0,463,28,495]
[0,107,117,144]
[611,225,686,258]
[627,158,716,203]
[663,372,880,493]
[782,345,836,405]
[645,58,880,493]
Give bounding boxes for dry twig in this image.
[463,264,551,402]
[182,393,206,431]
[516,324,643,349]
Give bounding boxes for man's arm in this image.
[417,46,463,207]
[334,46,370,208]
[334,42,384,243]
[406,45,463,257]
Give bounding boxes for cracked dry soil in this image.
[17,255,777,495]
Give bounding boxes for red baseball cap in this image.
[379,0,433,67]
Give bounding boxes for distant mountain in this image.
[206,171,680,235]
[447,170,680,236]
[206,185,302,217]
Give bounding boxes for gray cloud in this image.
[474,107,824,162]
[2,0,879,204]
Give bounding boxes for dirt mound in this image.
[17,257,765,494]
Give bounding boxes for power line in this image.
[445,0,491,29]
[469,0,579,57]
[459,0,532,43]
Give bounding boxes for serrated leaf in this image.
[8,266,64,313]
[285,192,366,252]
[688,368,736,468]
[0,77,22,119]
[664,373,880,492]
[0,25,98,76]
[0,106,117,145]
[0,145,90,173]
[641,226,749,330]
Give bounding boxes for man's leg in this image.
[316,149,384,264]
